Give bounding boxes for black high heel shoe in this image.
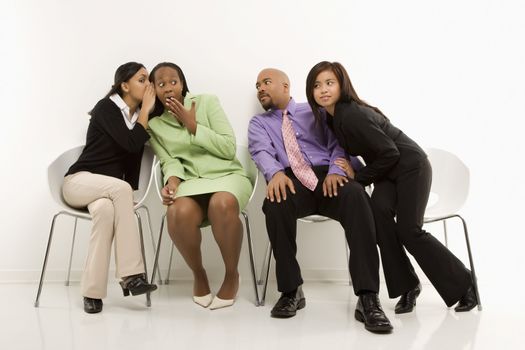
[119,274,157,297]
[454,285,478,312]
[395,283,422,314]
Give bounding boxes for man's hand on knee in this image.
[267,171,296,203]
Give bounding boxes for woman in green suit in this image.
[148,62,253,310]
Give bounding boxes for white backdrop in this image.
[1,0,524,291]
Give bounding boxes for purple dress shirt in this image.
[248,98,351,182]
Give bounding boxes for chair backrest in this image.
[153,160,164,201]
[133,144,156,207]
[48,145,155,211]
[425,148,469,218]
[47,145,88,215]
[236,144,258,203]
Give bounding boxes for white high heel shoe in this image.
[209,276,240,310]
[209,295,235,310]
[193,293,213,308]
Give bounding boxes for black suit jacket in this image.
[330,101,426,186]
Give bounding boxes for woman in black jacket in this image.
[62,62,157,314]
[306,61,478,313]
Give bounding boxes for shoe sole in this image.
[395,300,416,314]
[84,308,102,314]
[454,302,478,312]
[128,284,158,296]
[354,309,393,333]
[271,298,306,318]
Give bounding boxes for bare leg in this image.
[207,192,242,299]
[166,197,210,297]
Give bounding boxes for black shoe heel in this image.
[120,274,157,297]
[354,309,364,323]
[119,282,130,297]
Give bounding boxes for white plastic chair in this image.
[423,148,482,310]
[149,145,262,304]
[34,145,157,307]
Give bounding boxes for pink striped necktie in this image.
[281,109,318,191]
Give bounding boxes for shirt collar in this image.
[110,93,128,112]
[269,97,297,118]
[109,93,139,127]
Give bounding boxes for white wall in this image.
[1,0,524,289]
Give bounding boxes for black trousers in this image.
[262,166,379,295]
[371,157,471,306]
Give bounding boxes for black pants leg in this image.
[317,180,380,294]
[373,158,471,306]
[371,181,420,298]
[263,167,380,295]
[262,176,318,293]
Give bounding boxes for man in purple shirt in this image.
[248,68,392,333]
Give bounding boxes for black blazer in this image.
[66,98,150,189]
[330,101,427,186]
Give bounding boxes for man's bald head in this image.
[256,68,291,111]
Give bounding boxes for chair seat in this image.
[298,215,330,223]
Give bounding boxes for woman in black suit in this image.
[305,61,478,313]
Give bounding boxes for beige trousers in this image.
[62,172,145,299]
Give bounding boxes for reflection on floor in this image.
[2,280,522,349]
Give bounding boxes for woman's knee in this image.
[89,198,114,223]
[208,192,239,221]
[113,180,133,198]
[167,199,203,227]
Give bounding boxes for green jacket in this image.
[148,93,246,185]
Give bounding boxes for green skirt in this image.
[175,173,253,226]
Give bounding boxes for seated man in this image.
[248,68,392,333]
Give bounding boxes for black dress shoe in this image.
[119,274,158,297]
[355,293,393,333]
[83,297,103,314]
[395,283,421,314]
[271,286,306,318]
[455,285,478,312]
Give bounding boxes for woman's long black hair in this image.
[306,61,386,123]
[89,62,145,115]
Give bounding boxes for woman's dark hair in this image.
[104,62,145,99]
[88,62,145,115]
[306,61,386,123]
[148,62,190,117]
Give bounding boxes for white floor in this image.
[1,280,523,350]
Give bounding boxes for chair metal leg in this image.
[242,211,260,306]
[136,206,163,284]
[456,215,482,311]
[35,213,61,307]
[259,242,272,285]
[65,217,78,286]
[165,243,175,285]
[260,246,272,306]
[135,212,151,307]
[345,240,352,286]
[443,220,449,247]
[150,213,166,286]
